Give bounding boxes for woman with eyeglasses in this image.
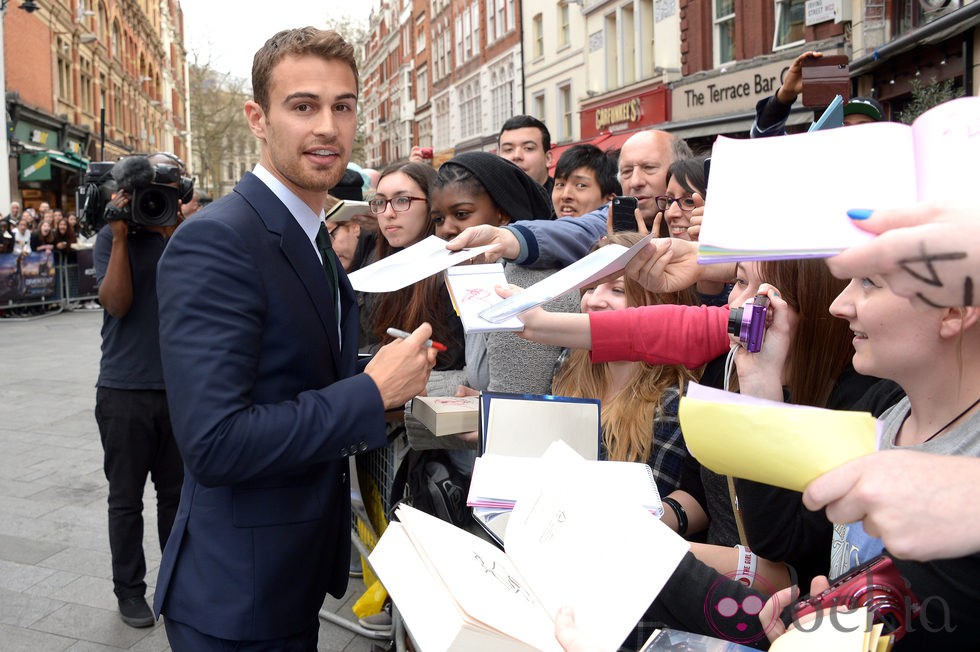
[656,156,706,241]
[359,162,465,370]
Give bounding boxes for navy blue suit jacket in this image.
[154,172,387,640]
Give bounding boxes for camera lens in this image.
[727,307,744,336]
[138,190,168,220]
[132,187,178,227]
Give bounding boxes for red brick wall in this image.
[5,9,55,112]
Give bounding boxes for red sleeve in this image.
[589,304,731,369]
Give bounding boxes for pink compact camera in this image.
[419,147,434,160]
[791,555,920,641]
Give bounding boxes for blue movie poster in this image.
[0,251,57,303]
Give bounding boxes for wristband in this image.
[662,496,688,536]
[734,544,758,587]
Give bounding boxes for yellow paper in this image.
[678,395,877,492]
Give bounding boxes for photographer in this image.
[93,152,189,628]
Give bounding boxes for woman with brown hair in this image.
[359,161,465,371]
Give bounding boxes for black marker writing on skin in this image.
[897,246,968,288]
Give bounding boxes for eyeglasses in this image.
[654,195,698,212]
[368,196,427,214]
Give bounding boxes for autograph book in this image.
[370,445,689,652]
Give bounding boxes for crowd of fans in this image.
[325,53,979,650]
[4,44,977,648]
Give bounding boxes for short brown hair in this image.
[251,28,359,111]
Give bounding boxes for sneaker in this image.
[118,596,155,628]
[358,602,392,631]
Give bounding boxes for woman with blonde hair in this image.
[551,232,699,495]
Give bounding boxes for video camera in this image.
[76,155,194,231]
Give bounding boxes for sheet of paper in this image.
[348,235,497,292]
[909,96,980,202]
[446,263,525,333]
[697,124,916,262]
[769,607,872,651]
[484,396,600,459]
[504,444,689,652]
[478,233,654,324]
[678,383,877,492]
[467,453,663,517]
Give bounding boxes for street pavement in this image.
[0,308,377,651]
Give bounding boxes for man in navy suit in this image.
[154,28,437,649]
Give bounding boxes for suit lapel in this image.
[236,174,344,375]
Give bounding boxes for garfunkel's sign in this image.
[595,98,643,132]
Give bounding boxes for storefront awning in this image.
[548,130,642,175]
[662,108,813,140]
[19,151,90,182]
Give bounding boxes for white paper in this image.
[468,453,663,517]
[478,233,654,324]
[391,505,561,652]
[485,398,600,459]
[504,444,689,652]
[446,263,525,333]
[697,97,980,263]
[348,235,498,292]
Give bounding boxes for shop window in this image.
[773,0,806,50]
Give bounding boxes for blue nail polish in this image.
[847,209,873,221]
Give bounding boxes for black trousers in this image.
[95,387,183,599]
[165,616,320,651]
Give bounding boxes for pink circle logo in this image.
[703,571,783,644]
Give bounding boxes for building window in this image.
[490,62,514,130]
[533,92,545,123]
[622,3,636,85]
[463,7,472,60]
[557,83,572,142]
[417,65,428,105]
[455,15,464,61]
[112,21,121,59]
[558,2,570,48]
[773,0,806,49]
[459,78,482,139]
[487,0,496,42]
[713,0,735,66]
[57,39,72,101]
[604,12,618,88]
[435,95,451,150]
[80,56,94,114]
[416,17,426,53]
[532,13,544,59]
